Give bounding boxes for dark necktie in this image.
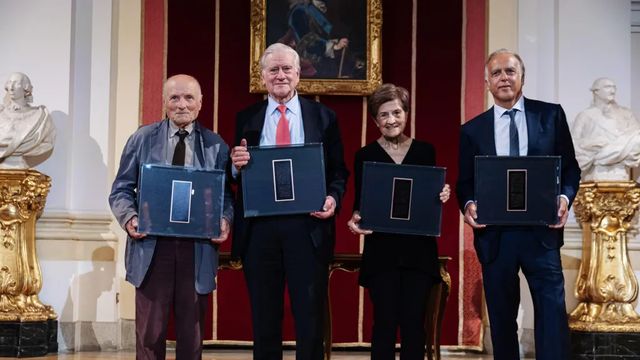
[505,109,519,156]
[172,129,189,166]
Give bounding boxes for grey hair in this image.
[260,43,301,73]
[484,48,526,82]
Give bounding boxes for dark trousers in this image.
[135,238,208,360]
[243,216,329,360]
[367,268,435,360]
[482,229,570,360]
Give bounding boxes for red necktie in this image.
[276,104,291,145]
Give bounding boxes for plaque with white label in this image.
[242,143,326,217]
[360,162,445,236]
[475,156,560,225]
[137,164,225,238]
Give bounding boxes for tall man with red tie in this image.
[231,43,349,360]
[110,75,233,359]
[456,49,581,359]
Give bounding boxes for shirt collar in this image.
[168,119,195,136]
[493,95,525,118]
[266,91,300,117]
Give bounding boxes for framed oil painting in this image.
[249,0,382,95]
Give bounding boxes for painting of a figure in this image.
[250,0,381,95]
[267,0,366,80]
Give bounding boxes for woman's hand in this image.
[347,211,373,235]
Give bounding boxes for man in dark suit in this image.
[109,74,233,359]
[230,43,348,360]
[456,49,581,360]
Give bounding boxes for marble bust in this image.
[571,77,640,181]
[0,72,56,169]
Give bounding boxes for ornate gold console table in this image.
[569,181,640,358]
[0,170,57,357]
[218,253,451,360]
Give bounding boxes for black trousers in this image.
[367,268,435,360]
[135,238,208,360]
[243,216,330,360]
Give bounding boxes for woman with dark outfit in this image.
[347,83,450,360]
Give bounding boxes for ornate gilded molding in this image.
[569,181,640,332]
[0,169,56,322]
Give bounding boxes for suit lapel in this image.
[246,102,267,146]
[193,122,205,168]
[524,98,542,155]
[147,120,168,164]
[480,109,497,155]
[300,97,319,142]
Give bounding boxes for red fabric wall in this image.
[140,0,488,348]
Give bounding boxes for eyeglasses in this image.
[266,66,295,76]
[376,109,404,121]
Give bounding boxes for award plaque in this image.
[475,156,561,225]
[137,164,225,238]
[359,162,446,236]
[242,143,326,217]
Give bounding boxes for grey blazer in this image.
[109,119,233,294]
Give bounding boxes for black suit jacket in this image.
[231,96,349,259]
[456,97,581,264]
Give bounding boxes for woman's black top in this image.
[353,140,442,287]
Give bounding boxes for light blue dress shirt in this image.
[260,92,305,145]
[493,96,527,156]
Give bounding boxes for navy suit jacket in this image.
[231,96,349,259]
[109,119,233,294]
[456,97,581,264]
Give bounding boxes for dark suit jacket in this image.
[109,119,233,294]
[231,96,349,259]
[456,97,581,264]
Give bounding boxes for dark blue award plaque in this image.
[137,164,225,238]
[242,143,326,217]
[475,156,561,225]
[359,162,446,236]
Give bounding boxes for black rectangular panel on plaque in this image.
[242,143,326,217]
[137,164,225,238]
[272,159,295,201]
[170,180,193,222]
[507,169,527,211]
[359,162,445,236]
[475,156,560,225]
[390,178,413,220]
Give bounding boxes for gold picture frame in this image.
[249,0,382,96]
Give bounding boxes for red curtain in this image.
[140,0,487,349]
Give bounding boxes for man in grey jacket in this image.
[109,74,233,359]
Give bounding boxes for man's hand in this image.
[311,196,337,219]
[231,138,250,171]
[463,202,486,229]
[440,184,451,203]
[333,38,349,51]
[347,211,372,235]
[125,216,146,239]
[549,196,569,229]
[211,218,230,244]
